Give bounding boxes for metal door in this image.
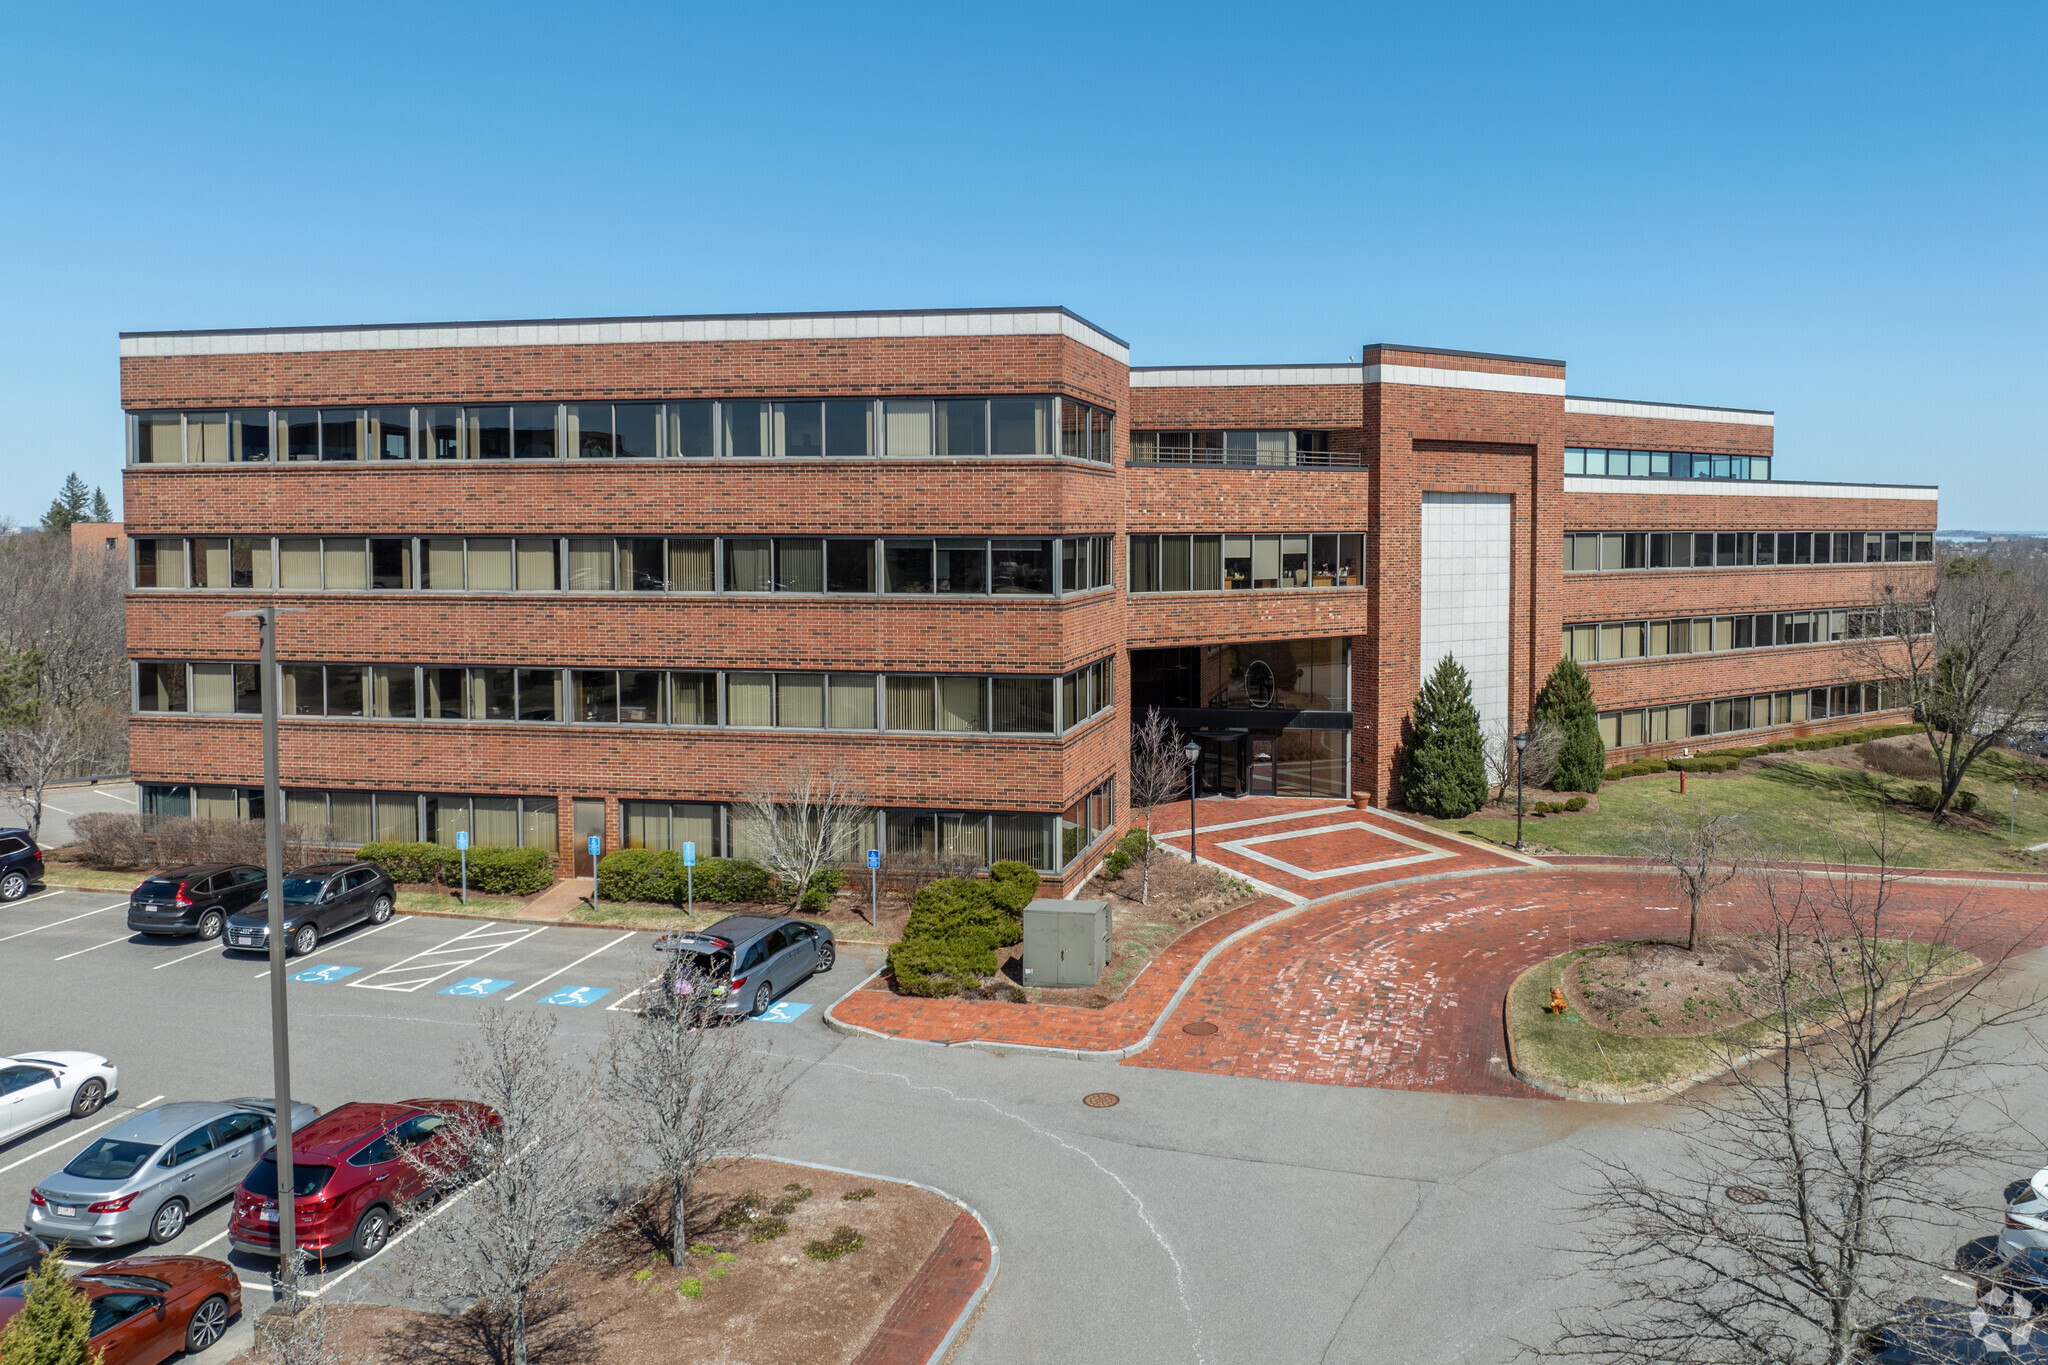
[572,799,605,876]
[1057,913,1092,986]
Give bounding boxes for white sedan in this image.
[2002,1170,2048,1257]
[0,1053,118,1144]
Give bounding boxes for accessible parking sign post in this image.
[683,841,696,916]
[867,848,879,925]
[456,829,469,905]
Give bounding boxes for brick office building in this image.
[118,308,1935,893]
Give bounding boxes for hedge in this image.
[885,870,1032,995]
[593,850,777,906]
[356,842,553,895]
[1600,722,1926,782]
[988,860,1040,913]
[885,938,998,997]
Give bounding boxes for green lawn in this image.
[1456,749,2048,870]
[396,889,525,917]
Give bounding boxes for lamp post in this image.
[1183,740,1203,864]
[227,605,305,1293]
[1513,731,1530,852]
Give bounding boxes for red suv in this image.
[227,1099,492,1262]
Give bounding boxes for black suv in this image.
[0,829,42,902]
[225,861,396,957]
[128,863,267,939]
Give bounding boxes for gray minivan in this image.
[653,915,835,1017]
[25,1098,319,1249]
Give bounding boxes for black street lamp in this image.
[1183,740,1203,864]
[1513,730,1530,852]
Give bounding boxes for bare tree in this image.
[1125,707,1189,905]
[0,703,97,838]
[0,532,128,777]
[393,1008,612,1365]
[735,763,871,907]
[1850,555,2048,819]
[253,1248,339,1365]
[600,955,785,1264]
[1547,822,2047,1365]
[1633,801,1751,952]
[1487,717,1565,802]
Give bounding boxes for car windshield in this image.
[245,1157,334,1198]
[62,1139,159,1181]
[276,877,327,905]
[75,1274,169,1292]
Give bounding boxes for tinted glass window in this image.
[63,1139,159,1180]
[348,1131,401,1167]
[279,876,326,904]
[212,1112,268,1144]
[245,1159,334,1197]
[163,1124,218,1166]
[89,1293,156,1335]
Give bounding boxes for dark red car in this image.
[0,1255,238,1363]
[227,1099,493,1262]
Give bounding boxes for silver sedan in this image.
[26,1098,318,1249]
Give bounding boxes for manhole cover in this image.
[1082,1092,1120,1108]
[1182,1021,1218,1036]
[1726,1185,1770,1206]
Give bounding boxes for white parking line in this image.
[251,917,403,979]
[0,1095,168,1175]
[502,932,634,1000]
[346,922,548,994]
[0,903,124,942]
[191,1227,232,1251]
[606,984,647,1012]
[55,934,133,961]
[1,889,67,910]
[153,942,223,970]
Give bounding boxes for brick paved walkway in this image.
[851,1208,993,1365]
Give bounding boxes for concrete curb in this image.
[749,1155,997,1365]
[824,860,1541,1062]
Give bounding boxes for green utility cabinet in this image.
[1021,899,1112,988]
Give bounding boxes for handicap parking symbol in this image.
[288,964,359,984]
[753,1001,812,1023]
[440,977,514,998]
[539,985,611,1007]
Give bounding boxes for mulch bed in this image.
[1561,934,1854,1038]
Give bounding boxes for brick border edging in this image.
[824,861,1543,1062]
[750,1155,997,1365]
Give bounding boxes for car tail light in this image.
[175,883,194,907]
[728,974,748,989]
[28,1190,44,1206]
[2012,1214,2030,1228]
[87,1194,135,1214]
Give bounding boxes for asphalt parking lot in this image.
[0,888,866,1360]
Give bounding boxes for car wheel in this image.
[69,1078,106,1118]
[0,871,27,901]
[353,1206,391,1259]
[752,983,773,1016]
[814,941,835,974]
[290,923,318,957]
[148,1198,188,1245]
[197,909,226,940]
[369,894,393,925]
[185,1293,231,1351]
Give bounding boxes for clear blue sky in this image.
[2,3,2040,530]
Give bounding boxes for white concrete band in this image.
[1130,362,1565,396]
[1563,476,1938,500]
[1565,396,1773,426]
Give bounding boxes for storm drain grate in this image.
[1082,1092,1120,1108]
[1726,1185,1770,1206]
[1182,1021,1219,1036]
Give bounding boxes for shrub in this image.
[841,1188,876,1202]
[1908,785,1942,811]
[770,1183,813,1215]
[885,938,997,997]
[796,867,845,912]
[596,848,681,904]
[1400,655,1489,817]
[695,857,774,904]
[906,878,1021,950]
[715,1192,765,1229]
[678,1277,705,1298]
[1536,657,1605,792]
[1668,756,1742,774]
[72,813,343,873]
[1564,796,1589,812]
[1101,830,1151,880]
[747,1217,789,1243]
[804,1225,866,1261]
[988,860,1040,912]
[1955,789,1981,813]
[1602,758,1671,780]
[461,846,552,895]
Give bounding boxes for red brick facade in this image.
[120,311,1937,878]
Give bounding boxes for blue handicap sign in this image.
[456,831,469,850]
[754,1001,812,1023]
[441,977,514,998]
[288,963,359,984]
[540,985,611,1007]
[867,849,880,870]
[588,835,601,857]
[682,841,696,867]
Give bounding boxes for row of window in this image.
[1565,447,1771,481]
[129,397,1116,465]
[1127,533,1365,592]
[133,535,1112,598]
[132,660,1116,735]
[1127,430,1363,469]
[1563,606,1931,663]
[1598,679,1908,748]
[136,784,1116,874]
[1564,530,1935,572]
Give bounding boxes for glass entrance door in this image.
[1194,735,1243,797]
[1247,736,1277,795]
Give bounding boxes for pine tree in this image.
[88,487,112,522]
[1537,656,1606,792]
[0,1247,96,1364]
[1400,654,1489,817]
[39,474,91,533]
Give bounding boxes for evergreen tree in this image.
[0,1247,96,1364]
[39,473,91,533]
[1400,654,1489,817]
[1537,656,1606,792]
[89,487,112,522]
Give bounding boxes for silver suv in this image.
[26,1098,319,1249]
[653,915,836,1017]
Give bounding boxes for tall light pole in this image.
[1513,731,1529,853]
[1182,740,1203,864]
[228,605,305,1291]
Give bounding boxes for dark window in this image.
[619,538,666,591]
[475,668,515,721]
[136,661,187,712]
[574,671,618,722]
[992,677,1055,733]
[619,671,663,723]
[234,409,271,463]
[284,410,319,462]
[371,406,411,460]
[61,1138,156,1180]
[163,1123,218,1167]
[472,406,512,460]
[937,538,986,594]
[615,404,660,459]
[89,1293,158,1336]
[426,668,467,719]
[347,1130,401,1168]
[370,539,412,590]
[884,540,934,593]
[670,401,715,458]
[245,1158,334,1198]
[991,398,1051,455]
[512,405,555,459]
[573,404,612,458]
[211,1111,268,1145]
[779,402,823,457]
[937,400,987,456]
[283,665,323,716]
[320,410,358,461]
[991,539,1052,594]
[516,669,558,722]
[776,538,824,592]
[420,406,461,461]
[725,401,766,459]
[826,540,874,593]
[326,666,364,717]
[824,401,871,457]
